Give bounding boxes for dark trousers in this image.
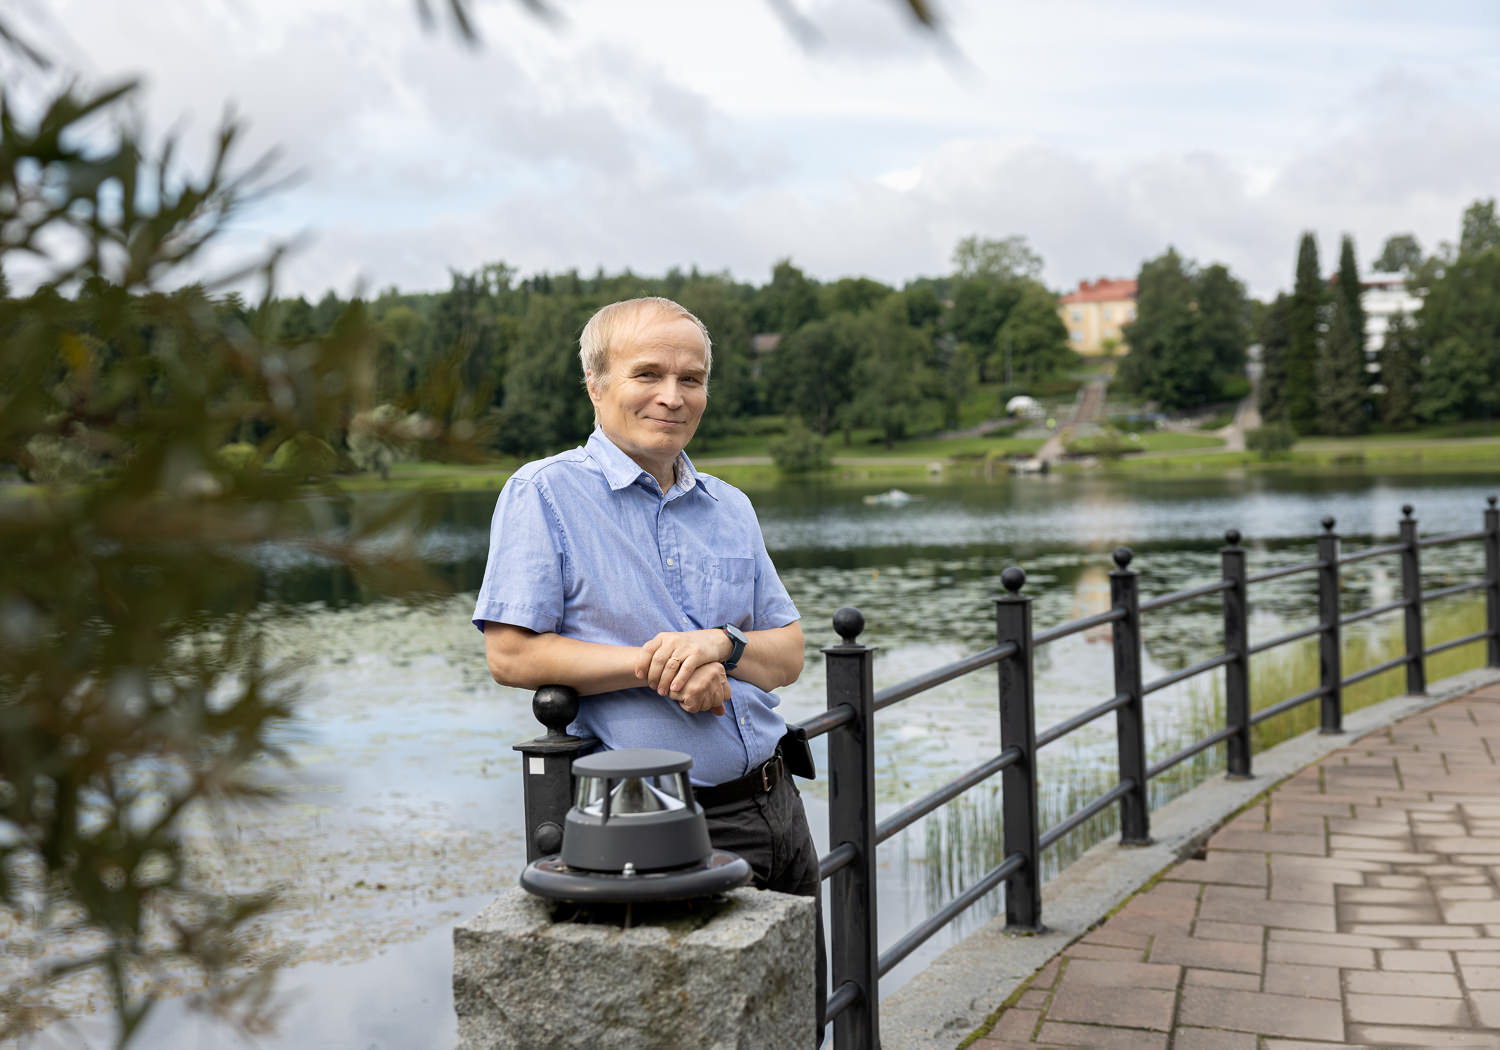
[702,775,826,1042]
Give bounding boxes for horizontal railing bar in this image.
[872,642,1018,712]
[1147,725,1239,779]
[1246,558,1325,584]
[875,748,1021,844]
[1341,653,1409,688]
[1140,578,1234,613]
[1340,597,1408,628]
[1036,693,1131,750]
[1338,541,1406,566]
[818,842,857,882]
[1247,621,1324,656]
[795,705,854,741]
[824,980,859,1023]
[1420,528,1486,549]
[1038,781,1134,849]
[1249,684,1330,726]
[876,853,1025,977]
[1034,607,1127,647]
[1143,652,1236,696]
[1425,630,1491,657]
[1422,580,1487,603]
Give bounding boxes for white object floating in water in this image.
[863,489,916,506]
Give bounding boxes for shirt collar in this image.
[585,428,718,501]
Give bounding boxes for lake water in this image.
[18,469,1498,1049]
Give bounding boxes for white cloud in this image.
[6,1,1498,301]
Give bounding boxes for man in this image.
[472,296,824,1032]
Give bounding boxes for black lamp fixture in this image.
[519,748,752,903]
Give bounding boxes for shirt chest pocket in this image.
[697,556,756,629]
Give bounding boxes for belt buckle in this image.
[761,755,781,793]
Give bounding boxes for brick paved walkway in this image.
[968,681,1500,1049]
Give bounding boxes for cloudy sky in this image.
[12,0,1499,299]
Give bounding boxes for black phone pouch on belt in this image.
[779,725,816,780]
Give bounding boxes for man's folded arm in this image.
[483,621,643,695]
[735,622,805,692]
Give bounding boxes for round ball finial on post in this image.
[1001,565,1027,594]
[532,685,581,741]
[1321,516,1336,533]
[1112,546,1134,570]
[1402,504,1414,519]
[1488,495,1496,508]
[1224,529,1241,547]
[832,606,865,645]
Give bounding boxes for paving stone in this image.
[1270,929,1407,949]
[1030,957,1062,989]
[1080,928,1152,950]
[1340,903,1440,923]
[1265,940,1373,969]
[1379,949,1457,971]
[1263,962,1341,999]
[1443,900,1500,923]
[1198,885,1335,931]
[1017,988,1049,1009]
[1345,1025,1500,1047]
[1270,878,1336,905]
[1164,855,1267,887]
[1176,987,1343,1041]
[987,1007,1041,1041]
[1056,958,1180,990]
[1191,920,1262,943]
[1211,829,1327,855]
[1147,934,1262,973]
[1460,964,1500,990]
[1034,1021,1168,1049]
[1344,969,1462,997]
[1045,983,1174,1031]
[1183,967,1258,990]
[1170,1027,1256,1050]
[1472,991,1500,1027]
[1339,886,1437,904]
[1063,942,1146,963]
[1345,992,1471,1026]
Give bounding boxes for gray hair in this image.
[578,297,713,390]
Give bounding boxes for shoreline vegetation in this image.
[310,423,1500,495]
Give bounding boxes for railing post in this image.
[1316,517,1343,734]
[1108,547,1150,843]
[1399,504,1427,695]
[513,686,596,862]
[996,566,1043,932]
[824,606,879,1049]
[1220,530,1252,778]
[1484,496,1498,668]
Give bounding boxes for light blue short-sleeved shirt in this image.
[472,429,801,786]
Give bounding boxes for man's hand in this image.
[637,629,730,696]
[667,660,730,717]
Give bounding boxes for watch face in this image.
[724,624,748,644]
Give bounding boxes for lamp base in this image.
[519,850,752,904]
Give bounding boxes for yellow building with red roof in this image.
[1057,277,1138,356]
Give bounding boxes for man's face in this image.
[587,311,709,478]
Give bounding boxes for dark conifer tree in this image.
[1379,310,1419,429]
[1286,232,1323,432]
[1316,290,1366,435]
[1335,235,1367,380]
[1257,293,1292,423]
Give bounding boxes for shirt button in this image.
[740,717,748,726]
[665,558,674,566]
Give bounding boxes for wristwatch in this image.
[718,623,747,671]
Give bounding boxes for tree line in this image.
[1255,199,1500,437]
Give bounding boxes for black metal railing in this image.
[513,497,1500,1048]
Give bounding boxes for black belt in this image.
[695,751,784,810]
